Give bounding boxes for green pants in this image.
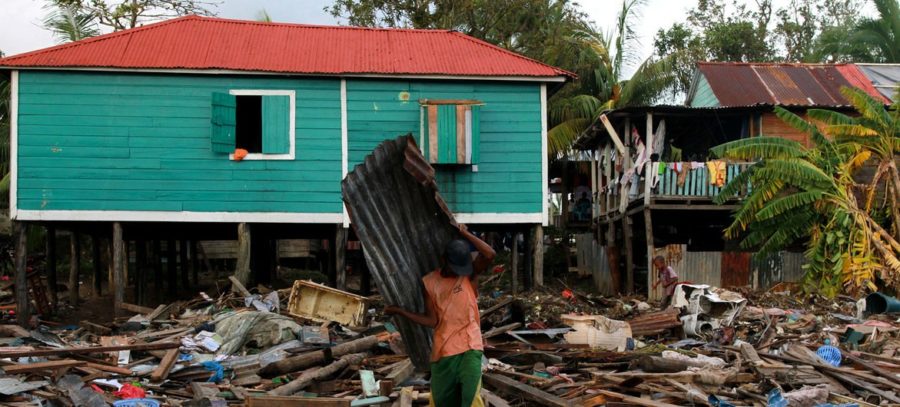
[429,350,484,407]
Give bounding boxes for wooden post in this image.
[511,231,519,296]
[605,221,621,294]
[14,222,30,327]
[623,215,634,294]
[644,209,655,300]
[179,240,189,289]
[532,224,544,287]
[46,225,57,309]
[523,227,533,291]
[234,223,251,287]
[135,240,146,305]
[112,222,124,316]
[91,234,102,298]
[335,227,347,291]
[166,240,176,297]
[359,252,371,296]
[191,241,200,287]
[153,240,163,302]
[69,233,80,306]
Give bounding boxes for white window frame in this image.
[227,89,296,160]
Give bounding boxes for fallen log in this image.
[260,335,380,377]
[0,341,179,358]
[269,353,367,396]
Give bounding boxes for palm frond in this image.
[826,124,880,137]
[840,87,892,128]
[756,191,826,221]
[710,137,805,160]
[547,118,592,158]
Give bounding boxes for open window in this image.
[211,90,295,160]
[419,99,481,167]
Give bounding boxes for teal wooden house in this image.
[1,16,572,225]
[0,16,571,311]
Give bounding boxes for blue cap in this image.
[445,239,474,276]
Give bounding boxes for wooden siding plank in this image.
[456,105,466,163]
[262,95,291,154]
[427,105,438,163]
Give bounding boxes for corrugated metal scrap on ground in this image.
[341,134,458,371]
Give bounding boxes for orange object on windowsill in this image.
[232,148,248,161]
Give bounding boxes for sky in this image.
[0,0,875,64]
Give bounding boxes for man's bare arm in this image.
[384,290,437,328]
[457,224,496,275]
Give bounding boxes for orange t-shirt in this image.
[422,270,484,362]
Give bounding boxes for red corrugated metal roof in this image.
[696,62,890,106]
[0,15,574,79]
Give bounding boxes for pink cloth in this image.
[659,266,679,296]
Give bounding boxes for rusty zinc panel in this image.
[342,134,458,371]
[753,65,809,105]
[697,63,774,106]
[679,249,722,287]
[752,251,807,289]
[720,252,751,288]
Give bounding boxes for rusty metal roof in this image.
[0,15,574,79]
[696,62,891,106]
[342,134,459,371]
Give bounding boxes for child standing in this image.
[651,255,679,307]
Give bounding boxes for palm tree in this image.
[711,91,900,296]
[848,0,900,62]
[546,0,676,157]
[43,3,100,43]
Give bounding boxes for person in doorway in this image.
[652,255,679,307]
[384,224,496,407]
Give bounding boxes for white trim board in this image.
[14,210,540,224]
[540,84,549,227]
[227,89,296,160]
[340,79,350,228]
[14,210,343,224]
[1,66,568,82]
[9,70,17,220]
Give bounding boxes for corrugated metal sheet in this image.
[0,16,574,78]
[341,134,458,371]
[575,234,614,295]
[752,251,806,289]
[696,62,890,107]
[856,63,900,101]
[720,252,751,288]
[650,245,721,301]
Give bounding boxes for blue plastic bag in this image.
[201,361,224,383]
[768,388,788,407]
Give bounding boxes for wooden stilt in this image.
[91,234,102,298]
[69,232,80,306]
[532,224,544,287]
[326,233,336,288]
[112,222,124,316]
[335,227,347,291]
[46,225,57,309]
[135,240,146,305]
[623,216,634,294]
[14,222,30,327]
[359,252,371,296]
[604,222,621,294]
[511,231,519,296]
[167,240,176,297]
[234,223,251,288]
[153,240,163,303]
[523,228,533,291]
[191,241,200,287]
[180,240,189,289]
[644,208,655,300]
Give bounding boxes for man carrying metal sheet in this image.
[385,224,496,407]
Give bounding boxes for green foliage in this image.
[845,0,900,62]
[717,89,900,296]
[47,0,218,31]
[43,3,101,43]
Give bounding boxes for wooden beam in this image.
[150,348,179,382]
[644,208,655,301]
[532,225,544,287]
[335,227,347,290]
[67,233,80,305]
[385,358,414,386]
[482,322,522,339]
[511,232,519,296]
[3,360,84,375]
[0,341,179,359]
[14,222,30,328]
[82,362,133,376]
[112,222,124,316]
[599,114,626,155]
[229,276,252,298]
[91,234,102,298]
[622,216,634,294]
[247,396,350,407]
[119,302,155,315]
[483,373,571,407]
[46,225,58,309]
[593,389,682,407]
[234,223,251,287]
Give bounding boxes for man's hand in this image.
[457,223,469,234]
[384,305,404,316]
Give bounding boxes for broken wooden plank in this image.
[150,348,180,382]
[3,360,85,374]
[119,302,156,315]
[593,389,682,407]
[230,275,253,297]
[80,320,112,336]
[0,341,179,358]
[247,396,351,406]
[483,373,572,407]
[82,362,132,376]
[481,388,512,407]
[480,298,513,318]
[483,322,522,340]
[385,359,414,386]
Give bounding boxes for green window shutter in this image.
[262,95,291,154]
[437,105,457,164]
[468,105,480,164]
[210,92,236,153]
